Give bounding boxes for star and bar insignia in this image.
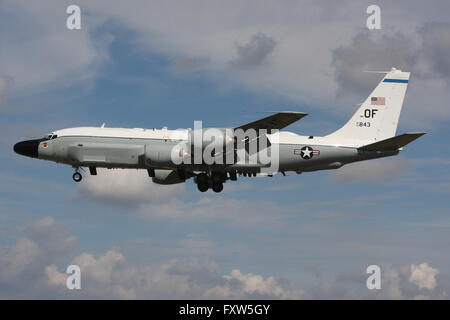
[294,146,320,159]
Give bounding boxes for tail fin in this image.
[327,68,410,142]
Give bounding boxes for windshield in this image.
[42,133,57,140]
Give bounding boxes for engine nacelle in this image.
[152,169,185,185]
[145,141,193,166]
[145,143,175,166]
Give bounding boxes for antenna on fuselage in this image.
[101,123,106,128]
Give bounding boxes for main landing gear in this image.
[196,172,226,193]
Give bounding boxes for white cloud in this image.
[380,265,407,299]
[2,0,449,129]
[419,22,450,80]
[76,169,289,228]
[78,168,185,206]
[73,0,450,126]
[0,0,111,99]
[65,0,356,105]
[0,216,77,297]
[331,264,446,299]
[0,216,301,298]
[73,250,125,284]
[24,216,77,255]
[230,32,277,69]
[206,269,304,299]
[46,250,302,299]
[330,24,450,127]
[409,263,439,290]
[41,252,450,299]
[0,216,303,299]
[332,31,418,98]
[0,238,40,281]
[1,217,450,299]
[45,265,67,287]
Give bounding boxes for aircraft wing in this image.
[358,132,426,151]
[229,112,307,157]
[236,111,308,133]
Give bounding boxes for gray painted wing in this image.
[236,111,308,132]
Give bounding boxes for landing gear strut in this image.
[197,173,209,192]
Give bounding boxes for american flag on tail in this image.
[371,97,385,105]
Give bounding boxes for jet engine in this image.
[152,169,185,185]
[144,143,176,166]
[145,142,192,166]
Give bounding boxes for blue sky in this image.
[1,0,450,299]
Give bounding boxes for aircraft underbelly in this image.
[277,144,358,171]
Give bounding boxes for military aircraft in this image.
[14,68,425,193]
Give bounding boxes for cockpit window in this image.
[43,133,57,141]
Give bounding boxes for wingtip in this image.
[406,132,427,136]
[250,110,307,114]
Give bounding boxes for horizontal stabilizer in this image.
[358,132,426,151]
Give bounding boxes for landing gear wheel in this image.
[73,172,82,182]
[197,173,208,185]
[197,182,209,192]
[212,172,223,184]
[212,182,223,193]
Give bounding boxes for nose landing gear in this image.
[72,167,83,182]
[72,171,82,182]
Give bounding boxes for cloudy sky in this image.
[1,0,450,299]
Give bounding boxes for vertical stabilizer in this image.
[327,68,410,141]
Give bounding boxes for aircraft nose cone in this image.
[13,139,41,158]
